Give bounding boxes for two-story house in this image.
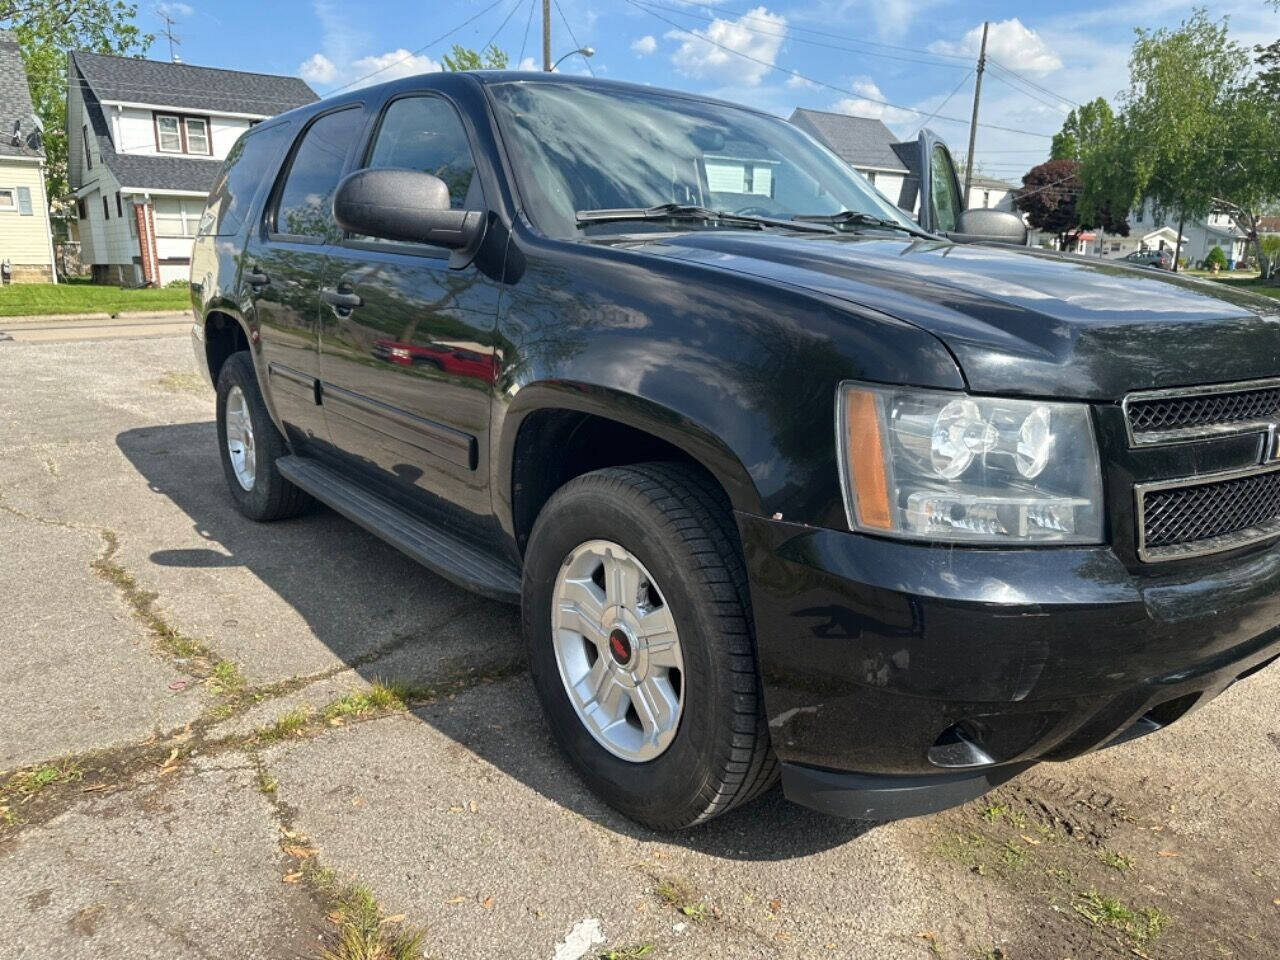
[66,51,316,286]
[0,31,57,283]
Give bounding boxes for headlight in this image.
[837,382,1103,544]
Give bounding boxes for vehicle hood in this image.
[634,231,1280,400]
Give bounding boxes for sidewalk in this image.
[0,310,193,343]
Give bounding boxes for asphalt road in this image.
[1,321,1277,959]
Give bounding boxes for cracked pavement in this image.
[1,328,1278,959]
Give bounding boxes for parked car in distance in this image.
[1124,248,1173,269]
[190,72,1280,830]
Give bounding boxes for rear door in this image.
[317,92,501,528]
[245,105,365,448]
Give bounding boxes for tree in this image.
[441,44,508,71]
[1050,97,1115,162]
[1015,158,1129,250]
[2,1,152,207]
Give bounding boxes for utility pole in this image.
[962,20,989,209]
[155,6,181,62]
[542,0,552,71]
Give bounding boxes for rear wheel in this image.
[215,351,311,521]
[523,462,777,829]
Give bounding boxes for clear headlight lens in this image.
[837,382,1103,544]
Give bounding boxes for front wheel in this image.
[522,462,777,829]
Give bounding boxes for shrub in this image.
[164,278,189,289]
[1205,246,1228,269]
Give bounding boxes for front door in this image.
[318,93,501,529]
[247,104,366,448]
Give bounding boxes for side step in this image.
[277,455,521,604]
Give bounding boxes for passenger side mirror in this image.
[333,168,485,251]
[947,209,1028,246]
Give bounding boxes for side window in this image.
[929,145,959,233]
[201,122,292,237]
[273,107,364,240]
[365,96,481,209]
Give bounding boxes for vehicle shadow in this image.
[117,421,874,861]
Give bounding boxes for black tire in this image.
[215,351,311,521]
[523,462,777,829]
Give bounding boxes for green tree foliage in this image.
[1205,245,1228,269]
[2,1,152,206]
[1049,97,1115,162]
[440,44,508,71]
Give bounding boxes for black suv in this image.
[191,72,1280,830]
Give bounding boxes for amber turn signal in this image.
[843,388,892,530]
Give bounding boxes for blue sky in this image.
[154,0,1278,182]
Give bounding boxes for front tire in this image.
[215,351,311,521]
[523,462,777,829]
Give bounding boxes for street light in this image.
[551,46,594,71]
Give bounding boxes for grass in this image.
[319,879,426,960]
[208,659,247,696]
[1203,274,1280,298]
[5,758,84,798]
[1097,849,1133,873]
[253,706,313,743]
[0,277,189,317]
[1074,890,1170,946]
[319,681,410,722]
[655,877,708,921]
[600,947,653,959]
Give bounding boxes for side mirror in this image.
[333,168,485,251]
[947,209,1027,246]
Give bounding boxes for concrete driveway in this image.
[1,321,1277,959]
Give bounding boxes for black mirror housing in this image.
[948,208,1028,246]
[333,168,485,253]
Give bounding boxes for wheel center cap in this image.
[608,628,633,666]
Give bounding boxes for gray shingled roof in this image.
[70,50,317,116]
[789,108,907,173]
[0,31,43,159]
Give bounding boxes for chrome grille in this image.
[1124,378,1280,445]
[1137,465,1280,562]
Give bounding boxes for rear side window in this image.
[272,107,364,240]
[200,122,292,237]
[364,96,480,209]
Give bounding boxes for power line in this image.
[622,0,1055,139]
[553,0,594,76]
[912,69,972,137]
[324,0,509,94]
[482,0,526,59]
[519,0,537,67]
[986,58,1080,109]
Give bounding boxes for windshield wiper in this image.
[793,210,932,238]
[576,203,835,234]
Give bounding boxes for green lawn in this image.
[0,278,190,317]
[1204,275,1280,299]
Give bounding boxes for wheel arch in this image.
[497,381,764,557]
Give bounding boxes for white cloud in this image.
[668,5,786,87]
[831,77,917,126]
[517,56,538,71]
[347,49,442,87]
[631,35,657,55]
[155,1,193,16]
[929,18,1062,75]
[298,52,336,85]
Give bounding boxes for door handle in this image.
[322,286,363,311]
[244,267,269,286]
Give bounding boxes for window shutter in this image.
[16,186,31,216]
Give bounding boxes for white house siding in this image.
[859,169,906,210]
[108,104,251,162]
[0,159,54,281]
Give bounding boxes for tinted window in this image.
[200,122,292,237]
[929,145,959,233]
[274,107,364,239]
[365,96,480,209]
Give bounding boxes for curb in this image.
[0,309,194,325]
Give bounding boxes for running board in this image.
[276,455,521,604]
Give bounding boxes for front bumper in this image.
[738,514,1280,818]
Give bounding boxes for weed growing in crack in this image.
[320,881,426,960]
[209,659,247,696]
[1074,889,1170,946]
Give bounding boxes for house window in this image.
[115,192,123,218]
[156,115,183,152]
[184,117,210,154]
[866,170,877,186]
[1135,205,1143,223]
[155,113,212,155]
[77,198,87,219]
[82,125,93,170]
[0,189,15,211]
[102,195,109,220]
[983,190,990,208]
[153,196,203,237]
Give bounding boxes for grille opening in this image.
[1140,467,1280,557]
[1128,384,1280,437]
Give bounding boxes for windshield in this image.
[486,80,917,238]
